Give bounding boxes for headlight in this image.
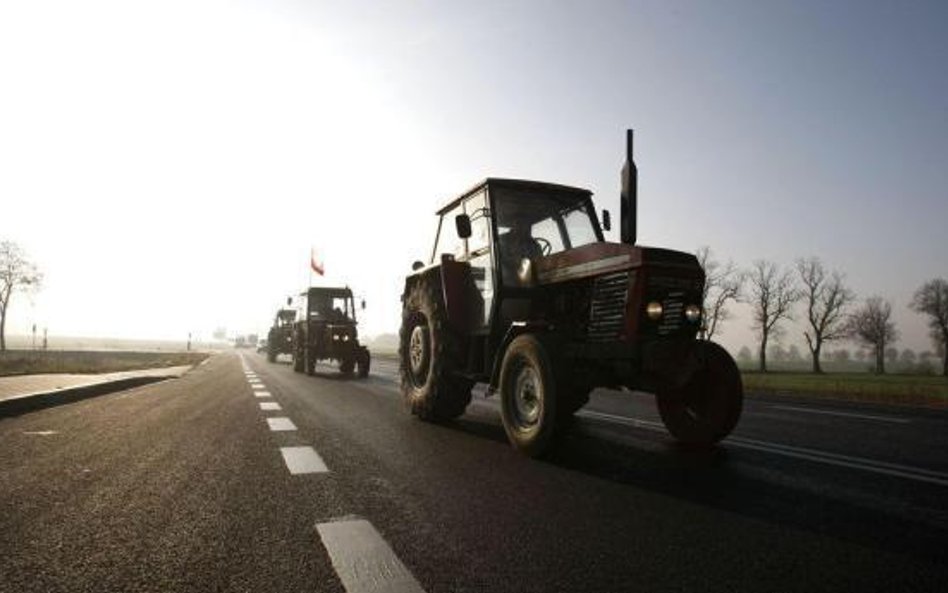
[646,301,663,320]
[685,305,701,323]
[343,335,350,342]
[332,335,340,341]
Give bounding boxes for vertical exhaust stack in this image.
[620,129,637,245]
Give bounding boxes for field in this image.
[0,350,210,377]
[742,371,948,407]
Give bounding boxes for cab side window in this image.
[432,204,465,262]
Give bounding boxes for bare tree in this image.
[695,247,744,340]
[0,240,42,351]
[747,260,799,372]
[847,296,898,374]
[909,278,948,377]
[796,257,855,374]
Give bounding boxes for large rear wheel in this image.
[399,276,472,420]
[499,334,559,457]
[656,341,743,445]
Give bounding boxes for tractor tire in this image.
[340,357,355,376]
[305,347,316,376]
[499,334,559,457]
[399,276,472,421]
[357,348,371,379]
[292,349,303,373]
[656,341,743,445]
[267,349,276,363]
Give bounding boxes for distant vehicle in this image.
[234,335,248,349]
[247,333,258,348]
[267,307,297,362]
[398,129,742,457]
[292,286,370,378]
[256,339,268,354]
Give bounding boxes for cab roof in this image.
[301,287,352,298]
[436,178,591,215]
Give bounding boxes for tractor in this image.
[292,286,371,378]
[398,129,742,457]
[266,306,297,362]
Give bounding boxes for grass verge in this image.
[0,350,210,377]
[742,371,948,408]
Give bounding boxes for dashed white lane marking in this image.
[254,391,272,398]
[280,446,329,474]
[579,409,948,487]
[267,417,297,431]
[23,430,59,436]
[259,402,282,411]
[771,405,911,424]
[316,519,426,593]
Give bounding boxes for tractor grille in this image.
[587,272,629,342]
[657,291,685,336]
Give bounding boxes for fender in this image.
[486,320,553,396]
[402,255,475,333]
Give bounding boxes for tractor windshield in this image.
[309,294,355,322]
[493,188,601,261]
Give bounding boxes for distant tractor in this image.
[398,129,742,457]
[292,287,371,378]
[267,307,297,362]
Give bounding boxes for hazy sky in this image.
[1,0,946,355]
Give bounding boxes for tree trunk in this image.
[758,333,768,373]
[0,308,6,351]
[811,342,822,374]
[875,343,885,374]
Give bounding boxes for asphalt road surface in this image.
[2,352,947,592]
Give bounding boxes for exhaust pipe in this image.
[620,129,637,245]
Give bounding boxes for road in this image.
[1,351,947,592]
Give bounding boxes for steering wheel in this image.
[534,237,552,256]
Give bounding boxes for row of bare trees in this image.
[697,248,948,376]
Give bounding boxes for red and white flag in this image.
[310,248,324,276]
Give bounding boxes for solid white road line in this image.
[280,446,329,474]
[728,435,948,487]
[578,409,666,431]
[259,402,282,411]
[771,405,911,424]
[578,409,948,487]
[316,519,426,593]
[266,417,297,431]
[254,391,272,398]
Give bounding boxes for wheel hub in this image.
[513,366,541,427]
[408,324,429,380]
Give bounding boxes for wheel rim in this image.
[513,365,541,428]
[408,323,429,383]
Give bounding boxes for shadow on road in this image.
[442,411,948,566]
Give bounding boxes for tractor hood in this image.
[533,243,700,285]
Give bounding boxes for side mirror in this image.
[286,296,293,306]
[602,209,611,232]
[412,260,424,271]
[361,299,366,310]
[455,214,472,239]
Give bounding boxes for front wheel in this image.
[499,334,559,457]
[656,341,743,445]
[357,348,371,379]
[339,357,355,376]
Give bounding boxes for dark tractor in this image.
[292,286,371,378]
[399,129,742,457]
[266,307,297,362]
